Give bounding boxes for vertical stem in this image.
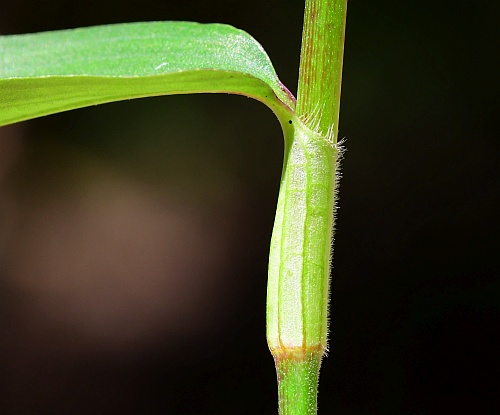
[267,1,347,414]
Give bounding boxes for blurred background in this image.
[0,1,498,414]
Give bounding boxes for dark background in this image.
[0,1,498,414]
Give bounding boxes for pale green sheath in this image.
[267,120,338,356]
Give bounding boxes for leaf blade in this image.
[0,21,295,126]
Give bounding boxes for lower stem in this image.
[275,351,322,415]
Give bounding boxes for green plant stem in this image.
[267,1,347,414]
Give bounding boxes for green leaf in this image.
[0,21,295,127]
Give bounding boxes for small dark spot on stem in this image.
[288,120,293,124]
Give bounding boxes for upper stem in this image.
[296,0,347,140]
